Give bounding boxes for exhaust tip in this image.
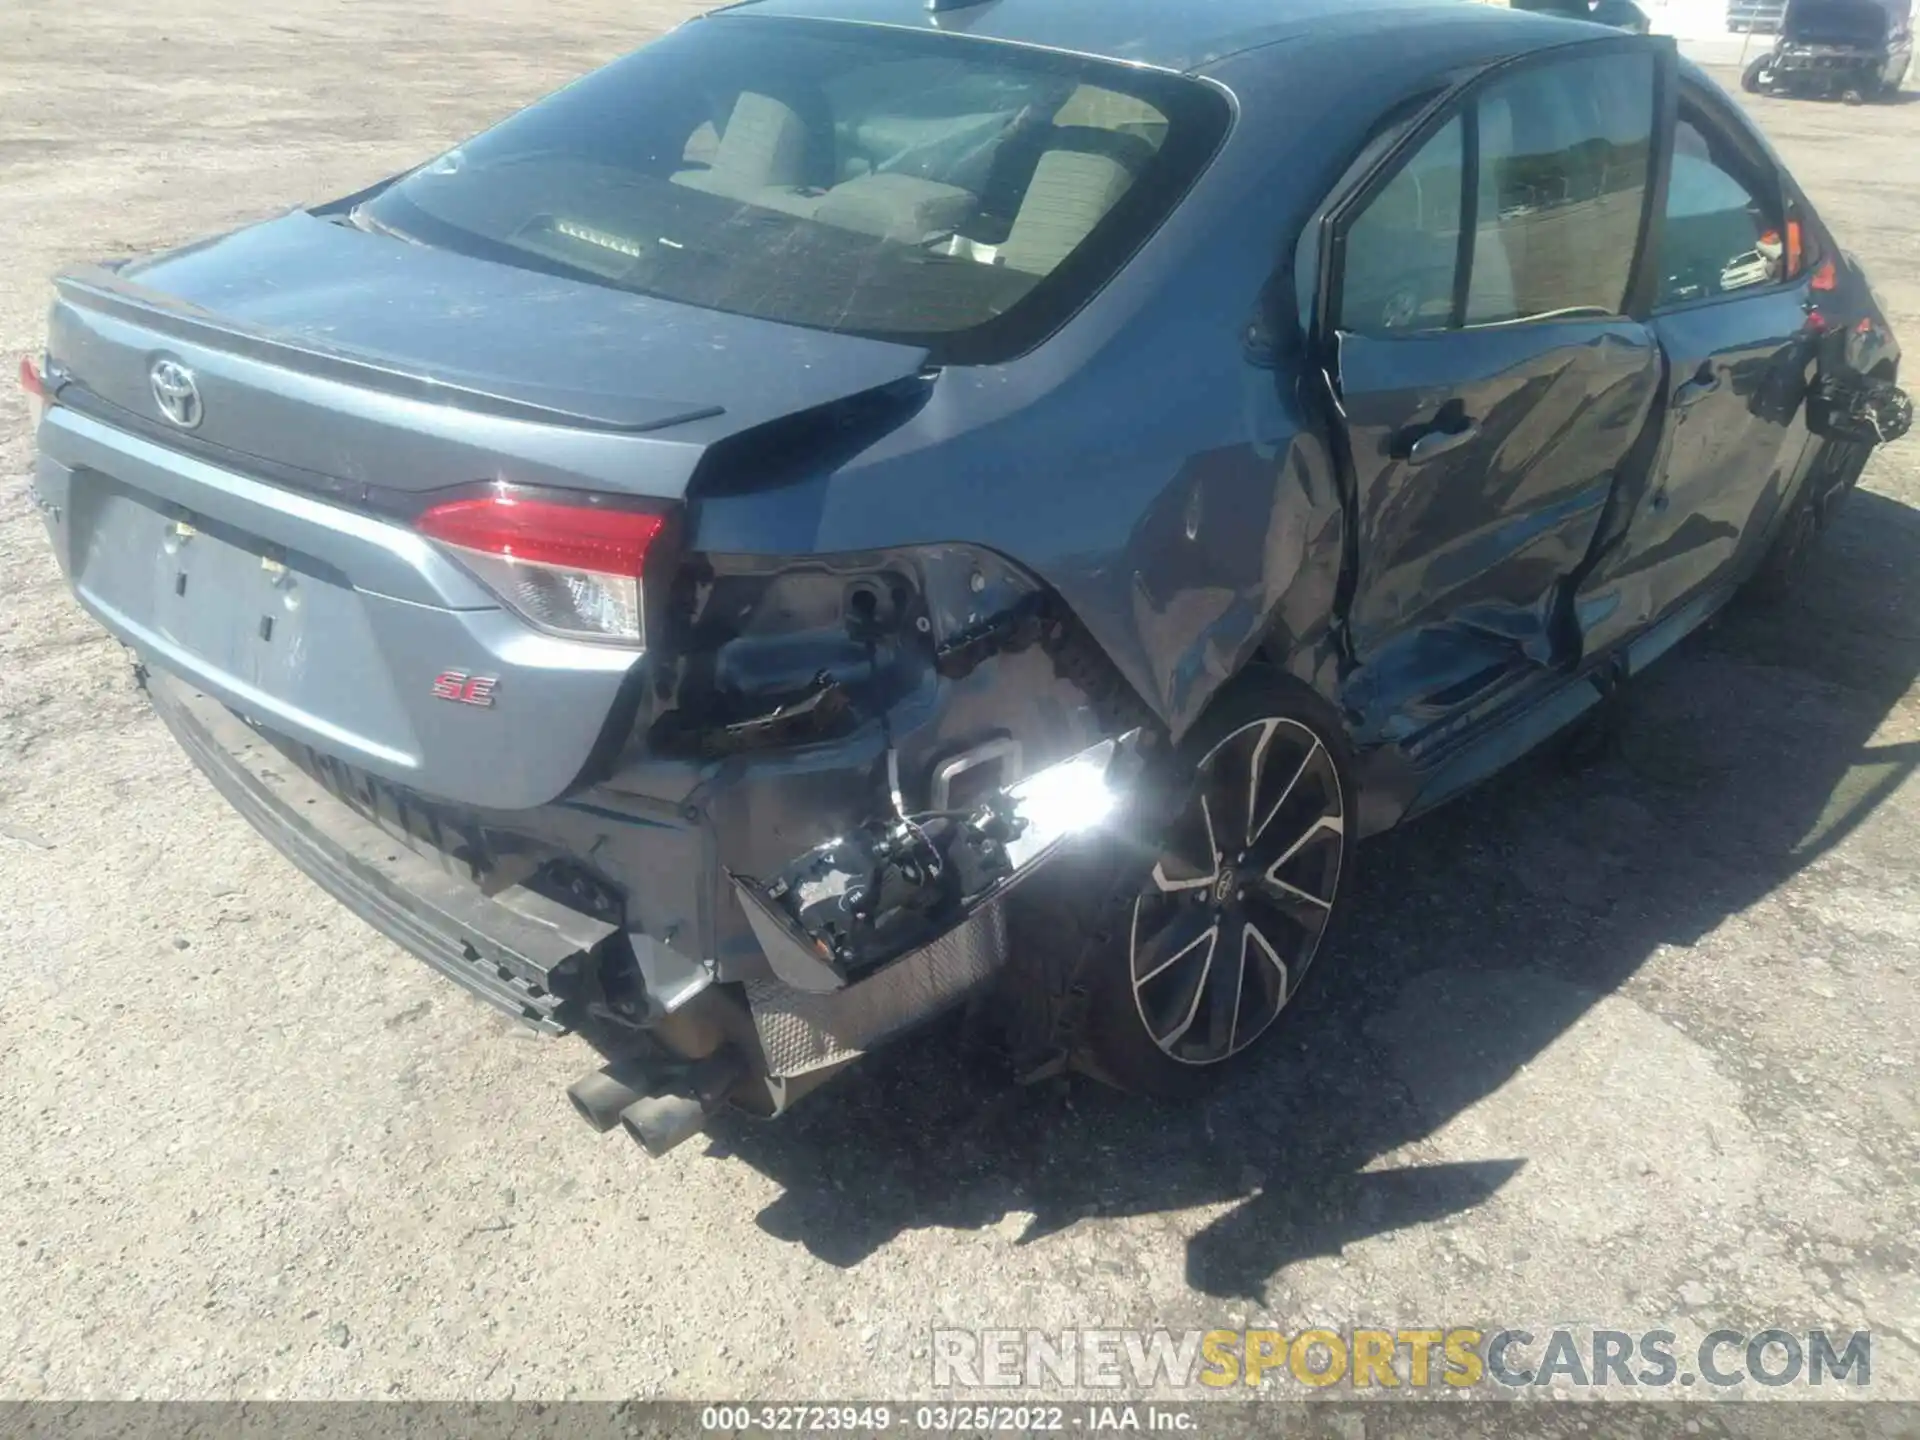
[619,1091,715,1157]
[614,1048,748,1157]
[565,1062,655,1133]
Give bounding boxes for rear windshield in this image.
[357,16,1229,364]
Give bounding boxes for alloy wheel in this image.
[1128,717,1346,1066]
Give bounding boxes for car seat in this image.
[998,85,1164,276]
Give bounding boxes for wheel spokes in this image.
[1263,813,1344,904]
[1252,735,1323,848]
[1235,918,1291,1051]
[1244,919,1290,989]
[1140,913,1291,1065]
[1202,918,1251,1057]
[1201,727,1262,859]
[1133,910,1219,1048]
[1150,793,1219,893]
[1240,718,1282,852]
[1130,714,1347,1068]
[1131,900,1217,988]
[1157,951,1213,1049]
[1253,875,1333,937]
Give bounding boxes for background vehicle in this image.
[1729,0,1790,33]
[22,0,1907,1154]
[1508,0,1651,30]
[1741,0,1914,98]
[1591,0,1655,31]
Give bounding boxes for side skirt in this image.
[1386,581,1736,825]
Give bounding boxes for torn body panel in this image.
[1575,287,1819,658]
[733,733,1137,993]
[216,535,1143,1026]
[667,43,1387,754]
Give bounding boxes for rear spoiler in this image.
[53,263,725,435]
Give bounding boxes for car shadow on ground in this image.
[699,486,1920,1298]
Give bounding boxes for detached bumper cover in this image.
[150,673,617,1033]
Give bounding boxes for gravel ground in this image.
[1,1,1916,1403]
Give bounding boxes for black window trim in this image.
[1312,33,1680,347]
[1449,103,1482,329]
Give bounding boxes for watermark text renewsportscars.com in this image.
[931,1327,1872,1392]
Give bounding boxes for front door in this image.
[1324,40,1670,746]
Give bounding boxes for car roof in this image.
[712,0,1603,76]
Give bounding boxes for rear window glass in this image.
[357,16,1229,364]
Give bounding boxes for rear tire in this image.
[1006,671,1356,1100]
[1748,439,1869,601]
[1741,56,1775,94]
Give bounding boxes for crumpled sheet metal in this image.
[745,900,1009,1078]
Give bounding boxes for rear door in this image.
[1321,40,1671,742]
[1575,85,1824,656]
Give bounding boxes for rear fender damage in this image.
[730,731,1142,994]
[597,541,1158,1083]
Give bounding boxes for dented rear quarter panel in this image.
[687,44,1400,746]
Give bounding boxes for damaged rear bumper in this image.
[150,672,617,1033]
[733,732,1140,1076]
[150,665,1139,1105]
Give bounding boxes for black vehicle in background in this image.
[1590,0,1654,31]
[1510,0,1651,31]
[1730,0,1790,33]
[1742,0,1913,99]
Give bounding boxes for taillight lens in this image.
[20,355,49,431]
[416,490,668,645]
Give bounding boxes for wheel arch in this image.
[1111,421,1353,749]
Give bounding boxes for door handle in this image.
[1674,367,1721,409]
[1408,422,1480,465]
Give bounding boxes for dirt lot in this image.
[2,1,1917,1403]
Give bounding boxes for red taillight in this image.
[416,490,668,646]
[1811,258,1838,293]
[19,355,49,431]
[416,493,665,573]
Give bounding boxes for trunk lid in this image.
[50,209,929,502]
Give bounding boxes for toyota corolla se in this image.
[23,0,1909,1154]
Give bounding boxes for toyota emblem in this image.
[150,359,203,430]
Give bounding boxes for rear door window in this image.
[356,16,1228,364]
[1655,107,1789,307]
[1336,49,1656,332]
